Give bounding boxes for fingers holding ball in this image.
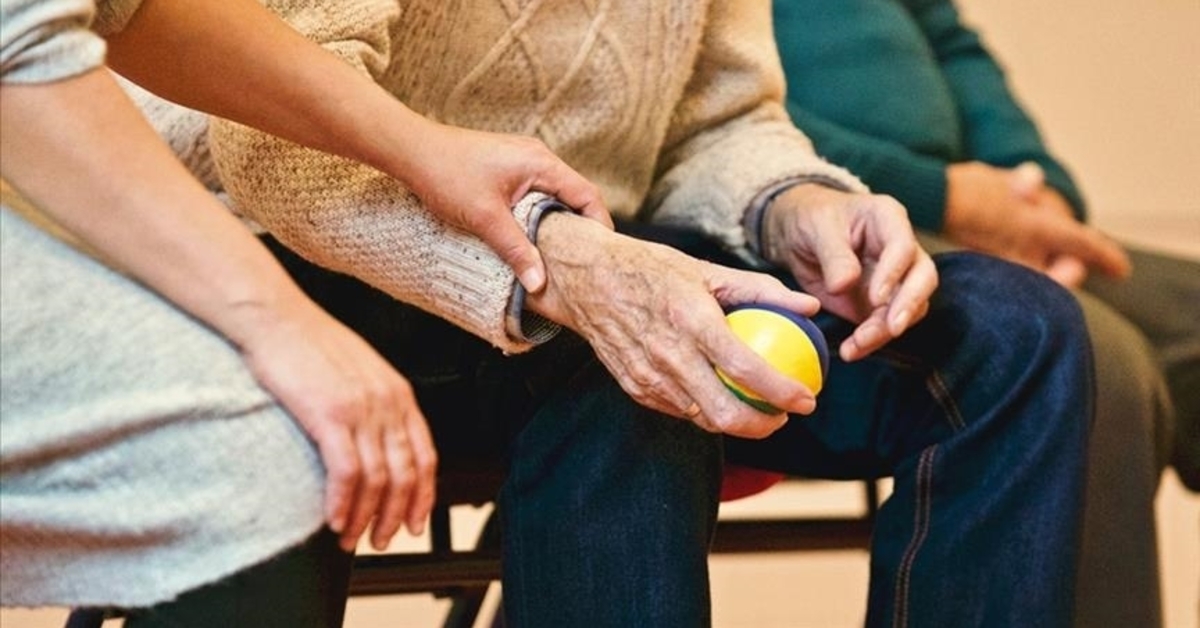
[716,304,829,413]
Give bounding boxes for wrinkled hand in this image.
[235,300,438,552]
[527,213,822,439]
[761,184,938,362]
[403,124,612,294]
[945,161,1130,287]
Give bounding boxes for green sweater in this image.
[773,0,1085,232]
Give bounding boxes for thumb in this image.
[482,218,548,293]
[1045,255,1089,288]
[537,162,614,230]
[501,235,549,295]
[1010,161,1045,199]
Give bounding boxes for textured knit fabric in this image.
[116,76,225,195]
[0,204,327,609]
[206,0,866,354]
[772,0,1085,232]
[0,0,327,608]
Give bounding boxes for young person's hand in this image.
[0,67,437,554]
[401,123,611,294]
[761,184,938,362]
[106,0,611,296]
[233,299,437,552]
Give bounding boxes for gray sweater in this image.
[1,0,326,608]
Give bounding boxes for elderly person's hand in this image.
[760,184,939,362]
[527,213,821,440]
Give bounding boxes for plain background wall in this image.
[956,0,1199,260]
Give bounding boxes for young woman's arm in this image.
[0,67,436,552]
[105,0,609,293]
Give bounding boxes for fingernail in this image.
[890,309,911,333]
[519,267,545,293]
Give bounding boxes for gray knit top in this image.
[1,0,327,608]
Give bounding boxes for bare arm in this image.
[105,0,609,293]
[0,68,436,552]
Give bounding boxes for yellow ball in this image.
[717,305,828,413]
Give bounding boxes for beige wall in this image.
[955,0,1200,260]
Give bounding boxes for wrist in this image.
[522,211,579,324]
[504,196,573,344]
[523,210,619,327]
[211,277,316,352]
[759,182,843,265]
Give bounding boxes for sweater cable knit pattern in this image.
[208,0,866,355]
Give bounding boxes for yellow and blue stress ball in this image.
[717,304,830,414]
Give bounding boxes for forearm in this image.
[0,68,311,349]
[104,0,433,193]
[207,110,543,352]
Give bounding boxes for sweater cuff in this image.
[742,175,859,261]
[1038,161,1088,222]
[504,194,568,346]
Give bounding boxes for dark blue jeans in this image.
[265,227,1093,628]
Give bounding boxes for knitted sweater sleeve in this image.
[906,0,1087,219]
[645,0,866,261]
[205,0,544,354]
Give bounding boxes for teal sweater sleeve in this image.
[783,100,953,232]
[907,0,1087,220]
[773,0,1087,228]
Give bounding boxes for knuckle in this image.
[362,464,388,490]
[416,451,438,476]
[515,135,549,157]
[625,360,658,389]
[330,457,361,483]
[392,375,416,399]
[324,391,366,426]
[390,472,416,494]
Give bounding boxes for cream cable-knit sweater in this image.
[209,0,866,354]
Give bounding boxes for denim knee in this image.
[927,252,1092,409]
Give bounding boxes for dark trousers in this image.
[122,528,352,628]
[258,223,1093,628]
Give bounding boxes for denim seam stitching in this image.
[926,370,967,432]
[893,444,937,628]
